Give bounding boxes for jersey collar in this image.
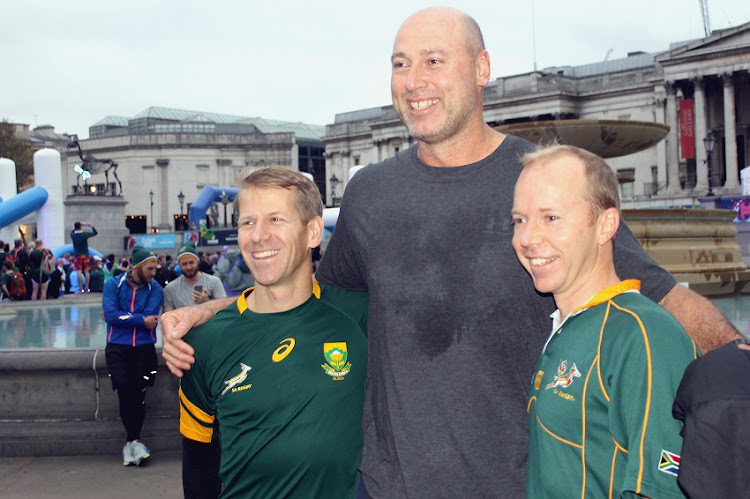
[572,279,641,314]
[236,281,322,314]
[544,279,641,354]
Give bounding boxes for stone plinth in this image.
[0,348,180,456]
[64,195,130,257]
[624,209,750,296]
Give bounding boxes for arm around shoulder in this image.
[659,284,741,353]
[161,296,235,377]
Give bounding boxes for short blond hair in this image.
[521,145,620,220]
[236,167,323,223]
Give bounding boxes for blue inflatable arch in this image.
[188,186,240,229]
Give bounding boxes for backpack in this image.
[13,248,30,274]
[41,249,56,275]
[8,271,27,300]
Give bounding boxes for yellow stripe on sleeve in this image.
[179,387,215,443]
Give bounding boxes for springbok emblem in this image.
[221,363,252,395]
[545,360,581,390]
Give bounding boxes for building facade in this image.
[324,22,750,208]
[68,106,325,232]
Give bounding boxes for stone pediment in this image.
[656,21,750,68]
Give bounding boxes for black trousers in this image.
[105,343,157,441]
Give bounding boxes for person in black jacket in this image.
[673,339,750,497]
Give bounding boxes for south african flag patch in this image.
[658,450,681,476]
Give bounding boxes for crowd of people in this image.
[0,236,237,302]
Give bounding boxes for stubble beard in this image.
[396,98,474,146]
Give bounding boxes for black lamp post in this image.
[177,190,186,231]
[703,131,716,197]
[329,174,340,206]
[149,190,154,232]
[220,191,229,228]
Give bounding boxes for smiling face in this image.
[511,155,619,313]
[237,186,322,291]
[390,8,489,145]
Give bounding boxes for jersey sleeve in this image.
[319,284,369,335]
[613,222,676,303]
[179,328,218,443]
[602,305,695,498]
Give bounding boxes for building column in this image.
[653,96,669,190]
[156,158,169,229]
[216,159,232,187]
[722,73,740,190]
[692,78,709,191]
[664,82,682,193]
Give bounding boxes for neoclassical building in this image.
[324,21,750,208]
[68,106,325,231]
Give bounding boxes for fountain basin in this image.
[497,119,670,158]
[624,209,750,296]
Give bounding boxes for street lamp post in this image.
[149,190,154,232]
[178,190,185,215]
[703,131,716,197]
[220,191,229,228]
[329,174,340,206]
[177,190,186,231]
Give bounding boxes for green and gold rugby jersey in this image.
[180,282,367,499]
[527,280,698,498]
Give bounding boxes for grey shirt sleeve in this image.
[162,281,178,309]
[205,274,227,299]
[315,177,368,291]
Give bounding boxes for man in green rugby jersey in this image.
[512,145,697,498]
[179,167,367,498]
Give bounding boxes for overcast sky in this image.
[3,0,750,139]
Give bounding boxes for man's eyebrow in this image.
[391,48,448,60]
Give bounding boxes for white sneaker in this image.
[130,439,151,465]
[122,441,135,466]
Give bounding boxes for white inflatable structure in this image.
[0,149,65,251]
[0,157,18,243]
[33,149,65,249]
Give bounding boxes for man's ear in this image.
[476,50,491,86]
[598,207,620,246]
[308,216,324,249]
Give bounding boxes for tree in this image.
[0,120,34,192]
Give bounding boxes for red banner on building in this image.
[679,99,695,159]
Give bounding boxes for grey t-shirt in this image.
[163,272,226,310]
[316,136,676,498]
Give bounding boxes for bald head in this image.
[396,7,485,57]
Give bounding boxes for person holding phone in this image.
[163,243,226,312]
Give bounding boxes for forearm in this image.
[161,296,234,377]
[659,284,741,353]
